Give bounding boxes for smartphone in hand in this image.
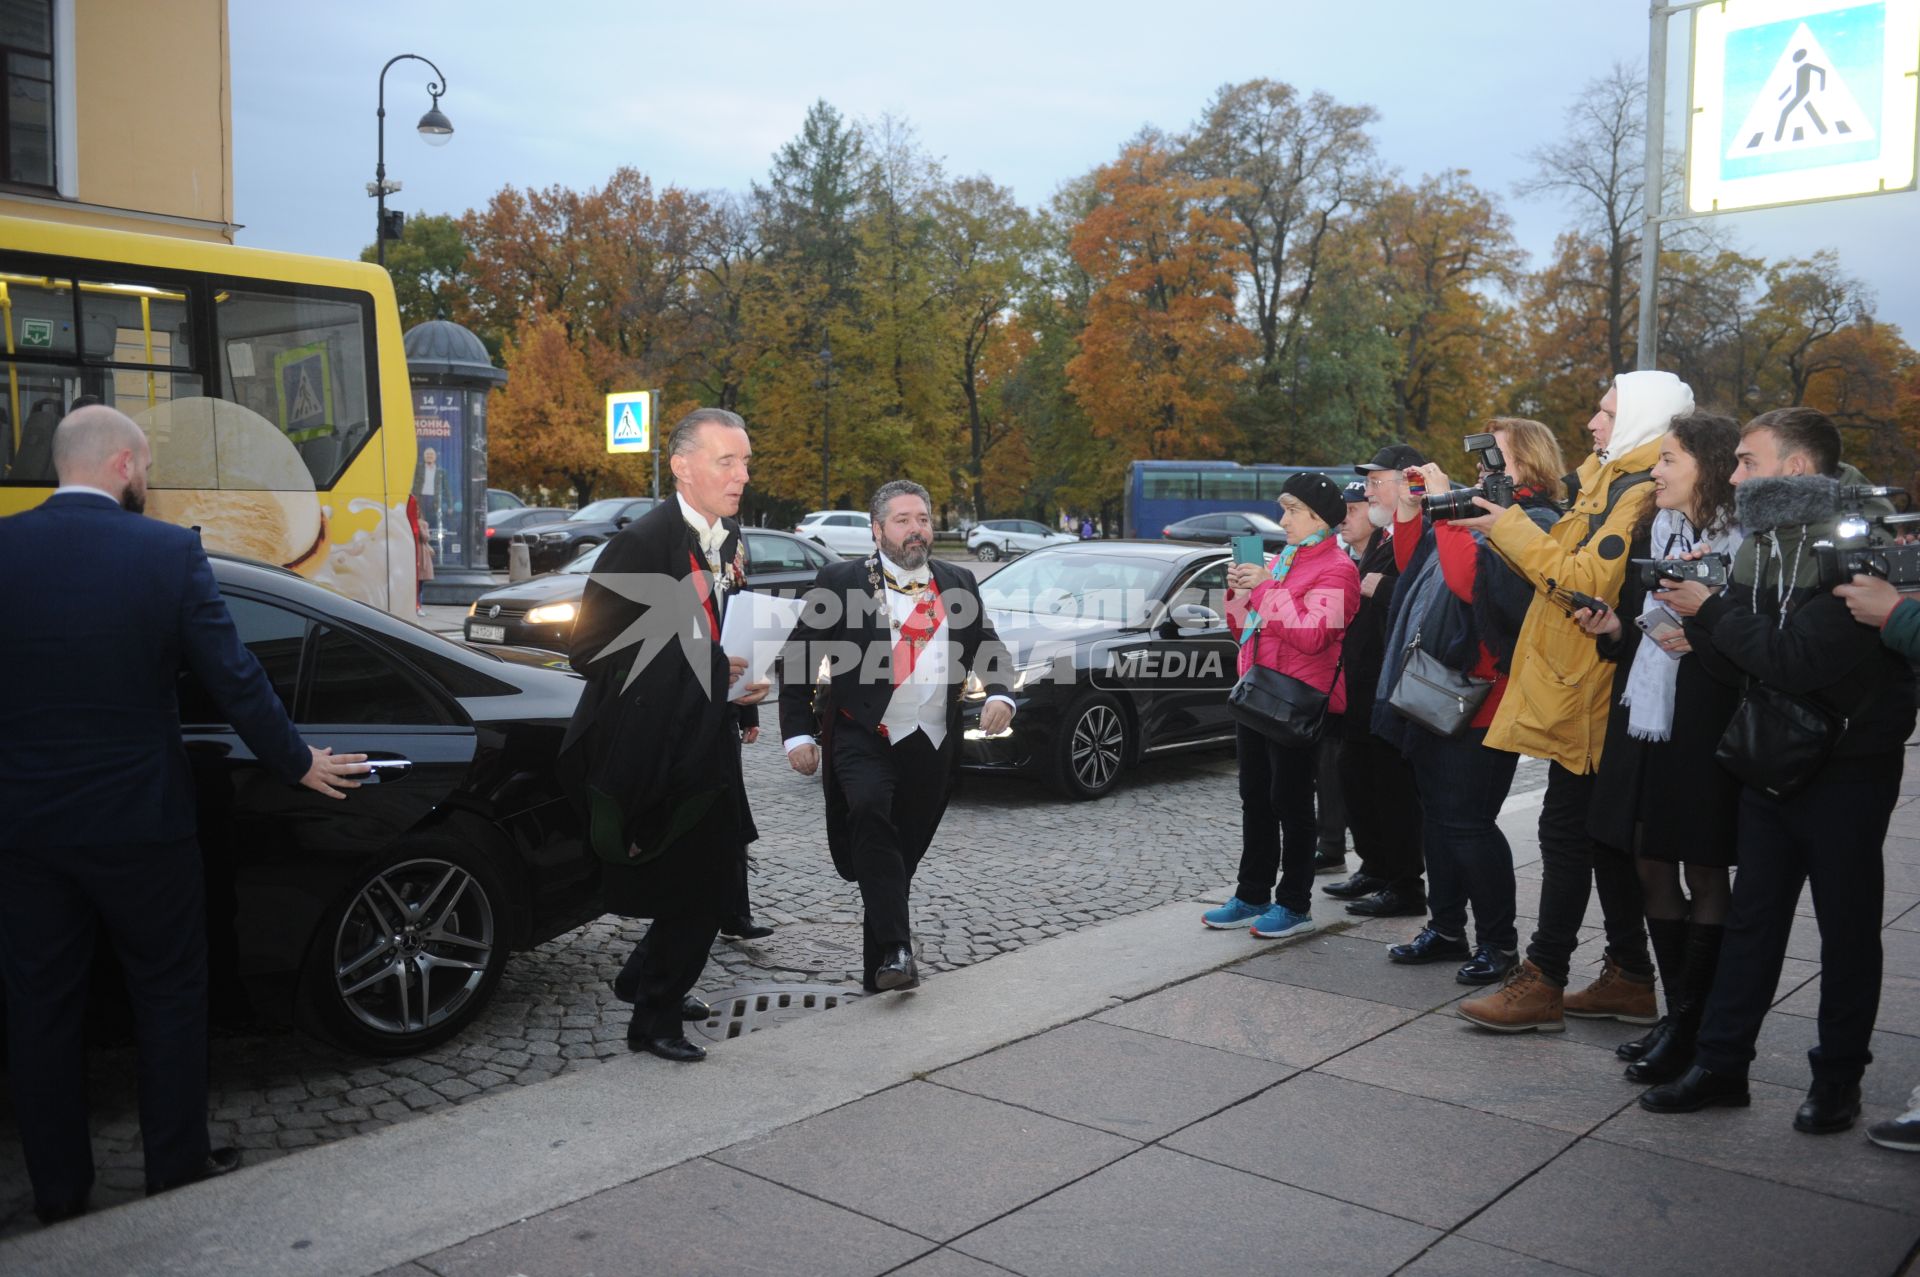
[1636,603,1686,644]
[1231,535,1268,566]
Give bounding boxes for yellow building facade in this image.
[0,0,234,243]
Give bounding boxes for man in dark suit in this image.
[0,406,369,1225]
[560,408,768,1063]
[781,480,1015,992]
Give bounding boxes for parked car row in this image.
[1160,510,1290,552]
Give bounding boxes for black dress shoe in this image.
[1323,872,1385,901]
[1388,927,1471,965]
[720,918,775,941]
[1794,1080,1863,1134]
[1456,945,1517,986]
[33,1198,87,1226]
[873,944,918,991]
[682,995,712,1022]
[1345,888,1426,918]
[628,1033,707,1062]
[1616,1017,1669,1062]
[1639,1065,1750,1114]
[147,1147,242,1197]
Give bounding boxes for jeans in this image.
[1524,763,1650,987]
[1405,727,1519,951]
[1235,722,1323,914]
[1339,732,1425,896]
[1695,751,1901,1085]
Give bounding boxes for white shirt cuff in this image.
[984,694,1016,713]
[783,735,816,754]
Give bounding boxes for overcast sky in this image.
[231,0,1919,340]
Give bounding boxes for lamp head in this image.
[417,97,453,147]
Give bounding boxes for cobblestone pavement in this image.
[0,698,1546,1236]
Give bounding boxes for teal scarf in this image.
[1237,529,1330,648]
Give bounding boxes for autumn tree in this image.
[1067,143,1255,463]
[363,213,474,335]
[489,312,646,504]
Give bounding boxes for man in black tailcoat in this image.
[560,408,767,1062]
[780,480,1015,992]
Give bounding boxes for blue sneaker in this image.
[1250,905,1316,940]
[1202,897,1266,929]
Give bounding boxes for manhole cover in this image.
[727,921,863,972]
[691,983,858,1043]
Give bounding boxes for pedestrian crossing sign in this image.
[605,390,651,454]
[1689,0,1920,211]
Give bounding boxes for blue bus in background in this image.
[1123,460,1350,538]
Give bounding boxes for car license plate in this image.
[469,623,506,642]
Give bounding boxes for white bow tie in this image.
[688,519,728,559]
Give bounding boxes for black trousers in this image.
[834,724,949,981]
[1339,731,1425,896]
[1235,722,1325,914]
[1525,763,1650,986]
[621,912,723,1037]
[1695,751,1901,1085]
[1315,735,1348,853]
[0,836,211,1210]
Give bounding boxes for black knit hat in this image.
[1280,471,1346,531]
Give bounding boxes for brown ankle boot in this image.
[1458,960,1565,1033]
[1563,955,1659,1024]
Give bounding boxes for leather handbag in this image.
[1713,682,1845,798]
[1228,654,1342,747]
[1388,632,1494,739]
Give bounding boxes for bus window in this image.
[79,280,199,412]
[1200,471,1260,501]
[1140,469,1197,500]
[215,287,374,491]
[0,272,78,357]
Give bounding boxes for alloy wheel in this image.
[1071,703,1125,792]
[332,857,496,1038]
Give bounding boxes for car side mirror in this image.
[613,516,631,529]
[1169,603,1224,632]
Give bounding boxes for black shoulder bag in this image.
[1228,595,1343,747]
[1713,682,1845,799]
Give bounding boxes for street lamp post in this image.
[817,337,834,510]
[372,54,453,268]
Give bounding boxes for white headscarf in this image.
[1603,371,1695,463]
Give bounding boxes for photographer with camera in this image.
[1450,371,1695,1034]
[1638,408,1915,1135]
[1570,413,1745,1084]
[1372,421,1565,985]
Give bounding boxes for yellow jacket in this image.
[1482,435,1663,773]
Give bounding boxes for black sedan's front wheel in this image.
[1049,692,1130,800]
[301,835,510,1056]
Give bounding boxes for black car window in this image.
[1222,515,1252,534]
[177,595,307,725]
[1183,515,1225,532]
[801,538,834,567]
[306,625,449,725]
[1165,560,1231,624]
[745,532,813,573]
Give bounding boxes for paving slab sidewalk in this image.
[9,791,1920,1276]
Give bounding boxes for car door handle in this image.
[360,757,413,785]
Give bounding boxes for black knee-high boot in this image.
[1627,922,1723,1083]
[1619,915,1690,1062]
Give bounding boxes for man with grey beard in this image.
[781,480,1014,993]
[1322,447,1429,923]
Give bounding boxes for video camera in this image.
[1421,433,1514,521]
[1813,485,1920,589]
[1633,554,1729,591]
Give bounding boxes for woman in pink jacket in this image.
[1205,472,1362,940]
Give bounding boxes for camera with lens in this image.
[1421,432,1514,521]
[1633,554,1729,591]
[1813,485,1920,588]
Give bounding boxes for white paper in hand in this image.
[721,589,806,700]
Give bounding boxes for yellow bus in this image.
[0,214,418,614]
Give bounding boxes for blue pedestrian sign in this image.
[605,390,651,454]
[1689,0,1919,212]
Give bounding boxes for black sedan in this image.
[1161,510,1288,552]
[958,541,1237,800]
[465,527,837,653]
[515,497,660,572]
[182,556,599,1055]
[485,506,570,569]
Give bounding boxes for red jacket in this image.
[1227,536,1361,714]
[1394,514,1507,729]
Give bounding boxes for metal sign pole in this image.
[1637,4,1670,371]
[650,388,662,500]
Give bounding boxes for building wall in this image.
[0,0,233,243]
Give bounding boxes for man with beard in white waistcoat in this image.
[780,480,1015,992]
